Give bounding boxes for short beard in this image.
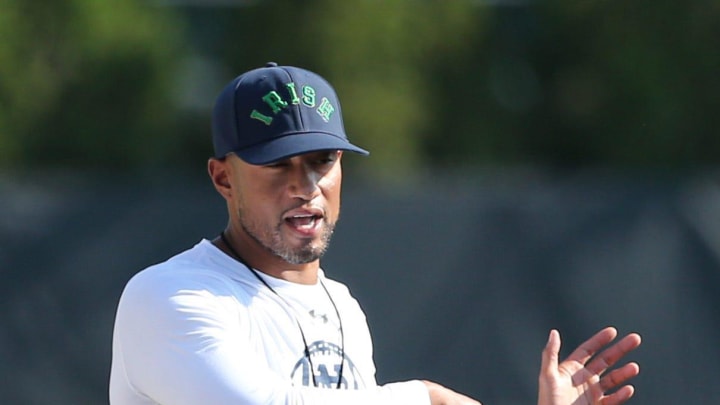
[240,214,336,265]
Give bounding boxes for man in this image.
[110,62,641,404]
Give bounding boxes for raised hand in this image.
[538,327,641,405]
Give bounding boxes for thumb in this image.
[541,329,561,375]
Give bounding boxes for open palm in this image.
[538,327,642,405]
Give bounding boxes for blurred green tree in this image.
[2,1,718,174]
[423,1,720,169]
[0,0,185,169]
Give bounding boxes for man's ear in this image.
[208,158,233,200]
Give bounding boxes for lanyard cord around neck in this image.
[219,232,345,389]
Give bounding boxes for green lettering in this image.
[250,110,273,125]
[302,86,316,107]
[286,82,300,105]
[316,97,335,122]
[262,91,288,113]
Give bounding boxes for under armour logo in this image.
[309,310,329,324]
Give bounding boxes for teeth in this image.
[287,215,317,229]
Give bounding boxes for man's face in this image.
[229,150,343,265]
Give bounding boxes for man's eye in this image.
[316,152,339,164]
[265,161,289,168]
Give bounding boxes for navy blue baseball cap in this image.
[212,62,369,165]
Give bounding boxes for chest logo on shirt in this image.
[291,341,363,389]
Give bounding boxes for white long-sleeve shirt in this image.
[110,239,430,405]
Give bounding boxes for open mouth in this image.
[285,214,322,231]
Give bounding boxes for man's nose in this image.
[288,164,321,200]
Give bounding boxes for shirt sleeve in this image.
[111,269,431,405]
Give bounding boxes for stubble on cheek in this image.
[237,207,336,265]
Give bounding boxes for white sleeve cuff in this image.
[380,380,431,405]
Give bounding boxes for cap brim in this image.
[233,132,369,165]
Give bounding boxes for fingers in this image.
[599,362,640,392]
[575,330,641,405]
[600,384,636,405]
[540,329,561,376]
[585,333,642,376]
[566,327,618,366]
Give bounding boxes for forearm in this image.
[423,380,482,405]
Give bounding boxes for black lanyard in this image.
[219,232,345,389]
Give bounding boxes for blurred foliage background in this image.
[1,0,718,177]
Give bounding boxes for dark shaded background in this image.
[3,169,720,404]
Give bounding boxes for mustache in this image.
[281,203,327,218]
